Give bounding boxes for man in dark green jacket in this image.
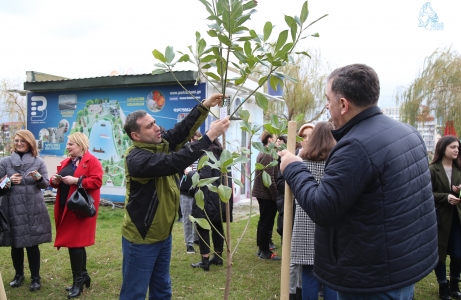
[119,94,230,300]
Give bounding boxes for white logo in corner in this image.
[418,2,444,31]
[31,96,48,121]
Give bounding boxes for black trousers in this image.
[196,221,224,255]
[257,198,277,254]
[11,245,40,277]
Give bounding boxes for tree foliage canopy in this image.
[397,47,461,135]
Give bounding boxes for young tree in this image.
[397,47,461,135]
[151,1,326,298]
[0,78,27,127]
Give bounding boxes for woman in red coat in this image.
[50,132,103,298]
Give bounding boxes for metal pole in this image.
[280,121,297,299]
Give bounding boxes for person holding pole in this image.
[279,64,437,299]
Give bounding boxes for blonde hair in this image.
[68,132,89,153]
[14,130,38,157]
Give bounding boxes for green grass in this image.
[0,204,443,299]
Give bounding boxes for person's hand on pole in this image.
[278,150,302,173]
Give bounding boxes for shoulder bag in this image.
[67,176,96,218]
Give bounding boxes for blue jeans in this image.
[120,236,172,300]
[302,265,337,300]
[337,284,414,300]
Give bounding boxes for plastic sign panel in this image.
[27,82,206,202]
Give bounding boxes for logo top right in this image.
[418,2,444,31]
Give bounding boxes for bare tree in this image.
[397,47,461,135]
[266,48,332,124]
[0,77,27,127]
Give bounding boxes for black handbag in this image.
[67,176,96,218]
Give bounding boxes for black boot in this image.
[66,273,90,291]
[66,248,91,292]
[191,256,210,271]
[451,279,461,299]
[209,253,223,266]
[68,248,84,298]
[440,281,452,300]
[9,274,25,287]
[30,276,41,291]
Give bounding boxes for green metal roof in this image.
[23,71,198,92]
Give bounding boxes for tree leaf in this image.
[295,51,311,58]
[300,1,309,24]
[255,162,264,170]
[205,72,221,81]
[198,0,215,16]
[238,109,250,122]
[165,46,175,63]
[152,68,167,75]
[255,92,268,112]
[263,21,272,42]
[217,34,231,47]
[201,55,216,63]
[269,75,283,92]
[242,0,257,11]
[198,38,207,55]
[267,160,279,167]
[197,155,209,170]
[207,184,218,193]
[178,54,190,63]
[204,150,218,163]
[152,49,167,63]
[233,177,244,189]
[284,15,297,27]
[189,215,211,230]
[208,30,218,37]
[275,30,289,53]
[218,184,232,203]
[198,177,220,187]
[262,170,272,187]
[252,141,265,153]
[220,149,232,167]
[191,172,200,186]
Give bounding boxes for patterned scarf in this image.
[71,156,82,171]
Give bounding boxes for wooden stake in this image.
[280,121,297,299]
[0,272,7,300]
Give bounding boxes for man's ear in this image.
[131,131,140,141]
[340,98,349,115]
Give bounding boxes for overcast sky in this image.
[0,0,459,108]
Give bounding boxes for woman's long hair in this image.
[431,135,461,169]
[14,130,38,157]
[299,122,336,161]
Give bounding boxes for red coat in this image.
[52,152,103,248]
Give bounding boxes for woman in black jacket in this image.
[430,135,461,300]
[190,139,232,271]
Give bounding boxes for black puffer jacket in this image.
[283,106,438,293]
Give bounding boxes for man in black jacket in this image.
[279,64,438,299]
[120,94,230,300]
